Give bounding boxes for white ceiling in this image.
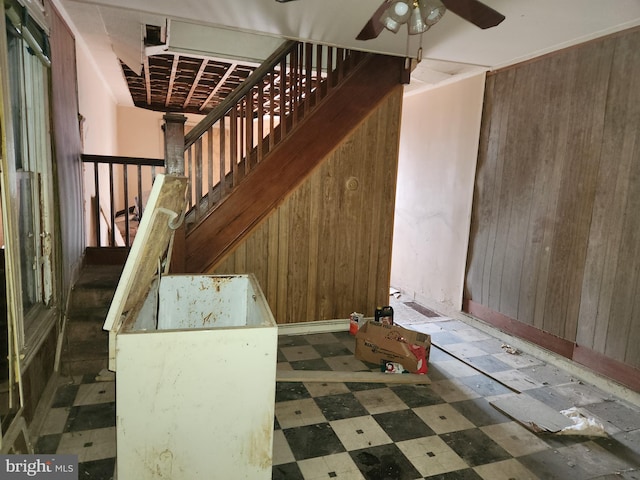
[57,0,640,104]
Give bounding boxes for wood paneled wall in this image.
[466,27,640,386]
[48,0,84,297]
[212,89,403,323]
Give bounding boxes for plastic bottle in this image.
[374,306,394,325]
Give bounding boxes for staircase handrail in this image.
[183,40,298,150]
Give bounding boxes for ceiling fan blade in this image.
[356,0,391,41]
[441,0,505,29]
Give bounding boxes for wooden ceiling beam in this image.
[165,54,180,108]
[183,58,209,109]
[143,55,151,105]
[199,62,238,112]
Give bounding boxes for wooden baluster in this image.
[269,70,276,148]
[93,161,100,246]
[136,164,143,219]
[280,57,287,138]
[316,45,323,105]
[231,107,238,188]
[327,47,335,92]
[109,163,116,247]
[238,100,245,177]
[257,81,264,163]
[336,48,345,85]
[245,92,253,171]
[291,45,299,126]
[305,43,313,114]
[195,137,203,222]
[207,126,214,208]
[186,146,193,211]
[220,115,227,201]
[122,164,130,247]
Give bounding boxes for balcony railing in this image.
[81,154,164,247]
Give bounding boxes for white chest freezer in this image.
[103,174,278,480]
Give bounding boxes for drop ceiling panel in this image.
[168,20,286,65]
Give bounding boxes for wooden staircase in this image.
[60,259,123,376]
[66,41,403,358]
[184,53,406,273]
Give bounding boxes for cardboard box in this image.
[355,321,430,373]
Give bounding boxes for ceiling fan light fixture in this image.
[381,0,412,33]
[421,0,446,26]
[407,2,428,34]
[407,0,446,34]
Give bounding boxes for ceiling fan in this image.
[356,0,505,41]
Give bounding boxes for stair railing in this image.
[81,154,164,247]
[84,41,366,249]
[180,41,366,228]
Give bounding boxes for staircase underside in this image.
[184,54,405,273]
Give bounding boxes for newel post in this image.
[163,113,187,175]
[163,113,187,272]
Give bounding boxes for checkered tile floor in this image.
[34,298,640,479]
[34,375,116,478]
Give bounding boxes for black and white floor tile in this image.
[35,374,117,479]
[33,298,640,479]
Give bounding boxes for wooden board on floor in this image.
[490,394,574,433]
[276,370,430,384]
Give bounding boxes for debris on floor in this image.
[490,394,575,433]
[95,368,115,382]
[501,343,520,355]
[275,369,431,384]
[558,407,607,437]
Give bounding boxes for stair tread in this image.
[62,260,121,368]
[74,265,123,288]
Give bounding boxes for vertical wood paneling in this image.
[276,202,290,321]
[369,92,401,308]
[212,89,402,322]
[266,214,280,317]
[305,171,321,321]
[47,1,84,296]
[496,66,540,320]
[354,117,377,309]
[484,71,515,312]
[466,27,640,371]
[520,56,568,331]
[464,75,493,305]
[332,137,359,318]
[543,44,612,340]
[617,40,640,368]
[287,180,310,323]
[313,156,337,320]
[530,54,575,332]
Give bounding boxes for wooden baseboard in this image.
[464,299,574,358]
[573,345,640,392]
[464,298,640,393]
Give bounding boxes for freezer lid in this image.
[103,174,188,334]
